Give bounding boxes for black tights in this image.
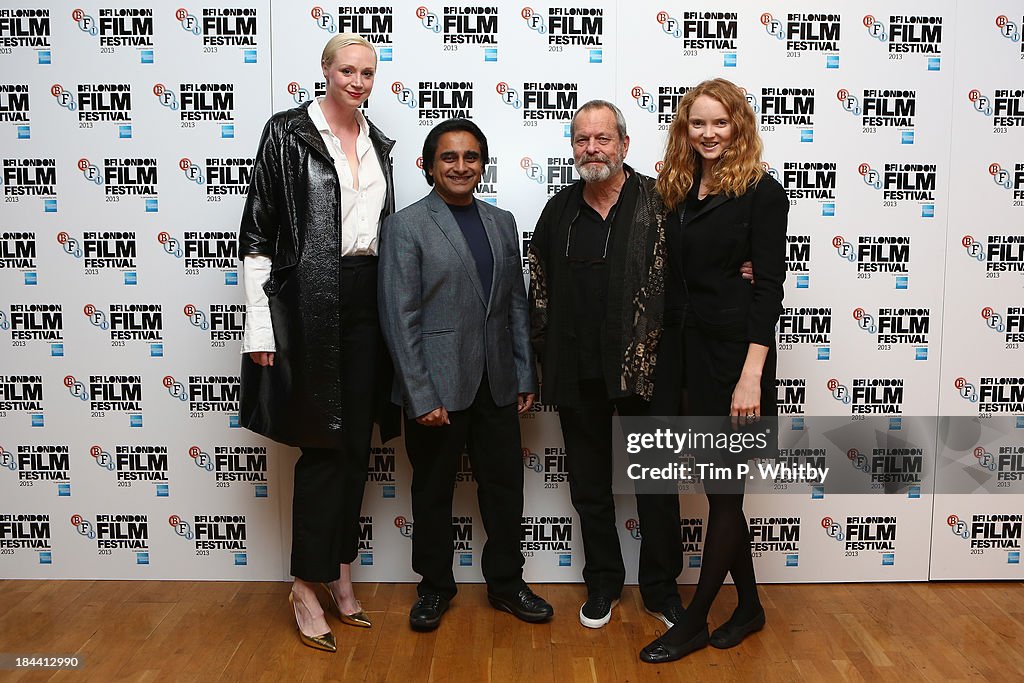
[661,493,761,641]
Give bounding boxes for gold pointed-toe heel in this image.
[289,591,337,652]
[323,583,373,628]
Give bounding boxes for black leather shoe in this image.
[710,608,765,649]
[639,626,709,664]
[487,587,554,623]
[409,592,449,632]
[644,603,686,629]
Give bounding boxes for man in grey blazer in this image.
[379,119,553,631]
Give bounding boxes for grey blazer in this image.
[378,190,538,418]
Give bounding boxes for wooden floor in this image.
[1,580,1022,682]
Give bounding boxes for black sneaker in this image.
[579,595,618,629]
[409,592,449,632]
[645,603,686,628]
[488,587,554,623]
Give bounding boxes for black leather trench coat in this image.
[238,101,399,448]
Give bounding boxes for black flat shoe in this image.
[710,608,765,649]
[409,592,449,632]
[639,625,709,664]
[488,587,554,623]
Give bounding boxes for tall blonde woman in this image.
[640,78,788,663]
[238,34,398,652]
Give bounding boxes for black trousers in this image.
[404,375,526,601]
[558,340,684,609]
[290,256,380,583]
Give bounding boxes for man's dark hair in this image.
[422,118,489,186]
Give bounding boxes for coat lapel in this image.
[426,191,488,307]
[683,192,730,225]
[478,200,503,314]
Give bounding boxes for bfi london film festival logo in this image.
[629,84,694,130]
[183,303,245,347]
[1,444,70,496]
[759,12,839,69]
[163,374,240,427]
[0,83,31,139]
[52,82,132,138]
[956,377,1024,415]
[174,7,258,63]
[987,162,1024,205]
[625,516,703,566]
[833,234,912,289]
[862,14,942,71]
[310,6,393,61]
[77,156,159,212]
[522,446,568,490]
[655,9,737,67]
[83,302,163,356]
[366,446,396,498]
[1,231,37,284]
[1,303,63,356]
[962,234,1024,279]
[90,444,169,496]
[393,515,413,539]
[822,515,896,565]
[520,155,575,198]
[522,515,573,567]
[852,306,930,361]
[169,513,248,566]
[285,80,323,105]
[522,5,603,63]
[846,448,923,491]
[158,230,239,285]
[757,85,815,143]
[179,156,252,197]
[750,516,799,567]
[57,229,138,285]
[70,7,153,63]
[981,306,1024,348]
[452,516,474,567]
[776,378,806,419]
[0,514,52,563]
[783,234,811,288]
[71,512,150,564]
[837,88,917,145]
[968,88,1024,131]
[764,160,835,217]
[2,157,56,212]
[995,14,1022,55]
[391,80,473,122]
[355,516,373,565]
[496,81,577,135]
[0,375,44,426]
[188,445,267,497]
[415,5,497,61]
[973,445,1024,488]
[948,513,1021,563]
[827,377,905,415]
[0,9,52,64]
[777,306,831,361]
[153,82,235,138]
[64,374,143,426]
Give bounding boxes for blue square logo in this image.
[39,551,52,564]
[922,204,934,218]
[24,272,37,285]
[379,47,393,61]
[156,484,169,497]
[150,344,163,357]
[221,124,235,138]
[145,199,158,212]
[563,123,571,138]
[229,414,240,428]
[38,51,51,65]
[31,414,44,427]
[800,129,813,143]
[688,555,702,568]
[51,343,64,357]
[796,275,809,289]
[786,554,799,567]
[908,486,920,499]
[901,131,915,145]
[459,553,473,566]
[255,485,268,498]
[724,53,737,67]
[382,485,396,499]
[124,271,138,285]
[137,552,149,564]
[359,552,373,565]
[244,50,257,63]
[225,271,238,285]
[44,199,57,213]
[792,417,805,431]
[58,483,71,497]
[130,414,143,428]
[915,347,928,361]
[821,203,835,217]
[234,553,248,565]
[817,347,830,361]
[118,125,132,139]
[895,276,908,290]
[811,485,824,499]
[140,50,154,64]
[826,55,839,69]
[588,49,602,63]
[882,553,894,566]
[558,553,572,567]
[1009,551,1020,564]
[889,417,903,430]
[482,197,497,205]
[17,125,30,139]
[1016,416,1024,429]
[927,57,941,71]
[484,48,497,62]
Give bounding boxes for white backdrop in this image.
[1,1,1022,582]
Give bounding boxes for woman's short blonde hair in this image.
[321,33,376,66]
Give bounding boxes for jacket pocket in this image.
[422,328,455,338]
